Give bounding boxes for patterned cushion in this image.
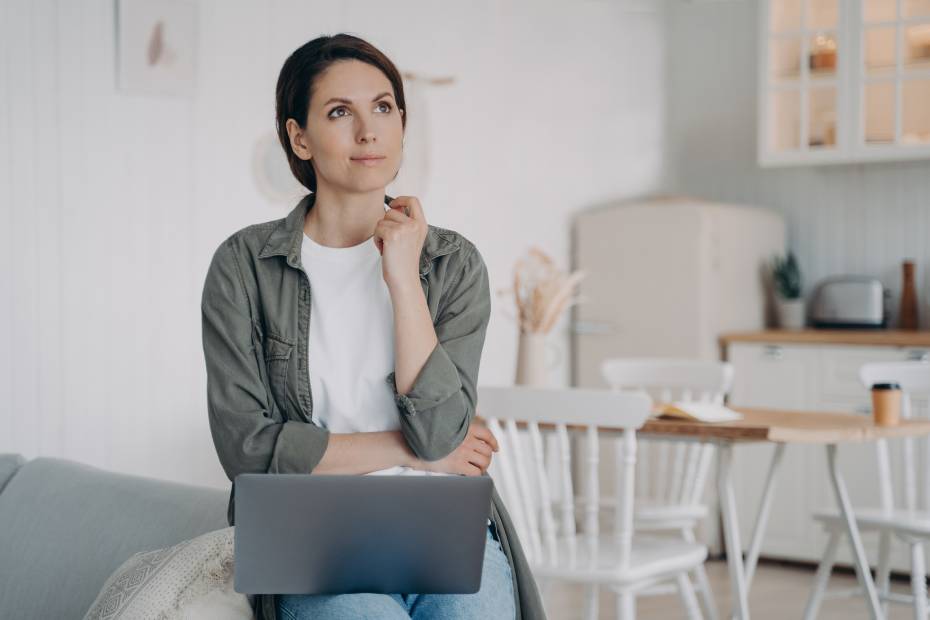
[82,526,253,620]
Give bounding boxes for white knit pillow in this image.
[83,526,253,620]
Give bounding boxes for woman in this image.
[200,34,545,619]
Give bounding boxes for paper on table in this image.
[656,401,743,423]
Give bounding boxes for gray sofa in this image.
[0,453,231,618]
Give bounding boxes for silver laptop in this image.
[233,474,494,595]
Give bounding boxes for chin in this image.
[339,179,389,195]
[352,171,397,193]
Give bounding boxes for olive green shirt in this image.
[200,193,546,620]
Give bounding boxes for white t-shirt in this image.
[301,212,450,478]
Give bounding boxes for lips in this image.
[350,155,386,167]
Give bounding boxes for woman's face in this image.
[290,59,404,194]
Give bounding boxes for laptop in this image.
[233,474,494,595]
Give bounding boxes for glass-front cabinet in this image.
[760,0,930,165]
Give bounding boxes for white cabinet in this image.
[759,0,930,166]
[729,343,826,562]
[726,339,930,572]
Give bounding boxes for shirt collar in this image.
[258,192,461,276]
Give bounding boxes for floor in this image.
[544,558,922,619]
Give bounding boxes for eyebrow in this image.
[323,92,394,107]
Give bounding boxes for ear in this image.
[285,118,312,161]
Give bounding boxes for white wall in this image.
[666,0,930,327]
[0,0,667,487]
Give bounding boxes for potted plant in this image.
[772,251,805,329]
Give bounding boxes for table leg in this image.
[717,443,750,620]
[825,444,884,620]
[744,443,785,591]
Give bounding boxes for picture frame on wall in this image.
[115,0,197,97]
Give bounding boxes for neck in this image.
[304,184,386,248]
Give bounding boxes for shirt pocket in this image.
[263,333,295,419]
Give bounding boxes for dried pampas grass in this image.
[497,246,586,334]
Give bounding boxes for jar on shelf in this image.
[809,33,837,72]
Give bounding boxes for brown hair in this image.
[275,33,407,192]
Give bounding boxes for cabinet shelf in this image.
[759,0,930,166]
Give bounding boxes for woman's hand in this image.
[373,196,428,291]
[412,419,500,476]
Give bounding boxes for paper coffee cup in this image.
[871,382,902,426]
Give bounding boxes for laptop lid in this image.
[233,474,494,595]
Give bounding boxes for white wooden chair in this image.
[600,358,734,620]
[804,361,930,620]
[479,384,708,620]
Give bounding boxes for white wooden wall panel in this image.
[1,0,668,487]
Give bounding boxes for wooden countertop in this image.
[641,406,930,444]
[720,329,930,348]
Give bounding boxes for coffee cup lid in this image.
[871,382,901,390]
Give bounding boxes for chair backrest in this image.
[600,358,734,508]
[859,361,930,514]
[478,385,652,568]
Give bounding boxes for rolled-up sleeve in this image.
[201,239,330,481]
[385,244,491,461]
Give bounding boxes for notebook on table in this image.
[655,401,744,423]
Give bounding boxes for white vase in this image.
[515,331,557,387]
[777,297,805,329]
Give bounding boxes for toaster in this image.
[810,276,887,329]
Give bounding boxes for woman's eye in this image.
[327,102,391,119]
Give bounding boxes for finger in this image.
[469,451,491,470]
[470,424,494,450]
[469,438,493,458]
[382,208,410,223]
[405,197,425,222]
[464,464,482,477]
[387,196,422,222]
[473,425,500,452]
[386,196,411,218]
[374,221,402,239]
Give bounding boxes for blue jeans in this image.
[276,523,516,619]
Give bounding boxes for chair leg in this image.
[876,531,892,617]
[803,529,840,620]
[616,590,635,620]
[910,541,928,620]
[677,572,705,620]
[583,583,599,620]
[682,528,719,620]
[691,564,720,620]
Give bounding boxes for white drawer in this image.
[728,343,817,410]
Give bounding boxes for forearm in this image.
[313,430,419,475]
[390,277,438,395]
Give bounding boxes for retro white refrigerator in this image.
[569,196,786,552]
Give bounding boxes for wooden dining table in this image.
[640,407,930,620]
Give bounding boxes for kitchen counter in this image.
[719,329,930,348]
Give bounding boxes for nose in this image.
[356,116,377,144]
